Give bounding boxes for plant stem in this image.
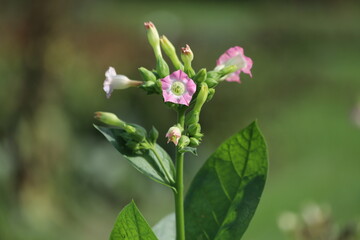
[174,108,186,240]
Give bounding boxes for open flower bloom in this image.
[216,46,253,83]
[165,126,182,145]
[103,67,142,98]
[160,70,196,106]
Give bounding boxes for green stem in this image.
[174,108,186,240]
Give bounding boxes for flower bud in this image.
[178,135,190,149]
[185,111,199,126]
[144,21,161,58]
[160,35,183,70]
[193,83,208,113]
[205,78,219,88]
[156,57,170,78]
[188,123,201,136]
[138,67,157,82]
[189,137,200,147]
[206,88,215,102]
[148,126,159,144]
[165,126,182,146]
[126,141,141,151]
[181,44,193,62]
[193,68,207,83]
[94,112,126,128]
[181,44,195,77]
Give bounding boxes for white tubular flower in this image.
[103,67,142,98]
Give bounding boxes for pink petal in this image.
[242,56,253,77]
[160,70,196,106]
[216,46,244,66]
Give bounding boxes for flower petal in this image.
[105,66,117,78]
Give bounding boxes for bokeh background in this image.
[1,0,360,239]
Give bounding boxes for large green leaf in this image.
[94,124,175,189]
[185,121,268,240]
[110,201,158,240]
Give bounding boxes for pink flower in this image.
[165,126,182,145]
[103,67,142,98]
[216,46,253,83]
[160,70,196,106]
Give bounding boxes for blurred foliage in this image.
[0,1,360,240]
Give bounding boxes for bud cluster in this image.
[99,22,253,152]
[94,112,158,153]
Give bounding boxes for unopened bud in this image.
[181,44,193,62]
[206,88,215,102]
[144,21,162,58]
[188,123,201,136]
[148,126,159,144]
[94,112,125,128]
[138,67,157,82]
[178,135,190,149]
[181,44,195,77]
[205,78,219,88]
[185,111,199,126]
[193,68,207,83]
[126,141,141,151]
[189,137,200,147]
[156,57,170,78]
[194,83,208,113]
[160,35,183,70]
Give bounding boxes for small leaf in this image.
[179,147,198,156]
[94,124,175,189]
[185,121,268,240]
[110,201,158,240]
[148,126,159,144]
[152,213,176,240]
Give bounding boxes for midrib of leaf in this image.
[212,123,255,239]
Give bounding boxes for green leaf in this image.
[110,201,158,240]
[94,124,175,189]
[185,121,268,240]
[179,147,198,156]
[152,213,175,240]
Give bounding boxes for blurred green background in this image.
[1,0,360,239]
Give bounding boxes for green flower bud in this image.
[206,88,215,102]
[193,68,207,83]
[160,35,183,70]
[127,124,147,142]
[148,126,159,144]
[126,141,140,151]
[188,123,201,136]
[94,112,126,128]
[189,137,200,147]
[144,21,161,58]
[181,44,195,77]
[193,82,208,113]
[205,78,219,88]
[178,135,190,149]
[185,110,199,126]
[138,67,156,82]
[156,57,170,78]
